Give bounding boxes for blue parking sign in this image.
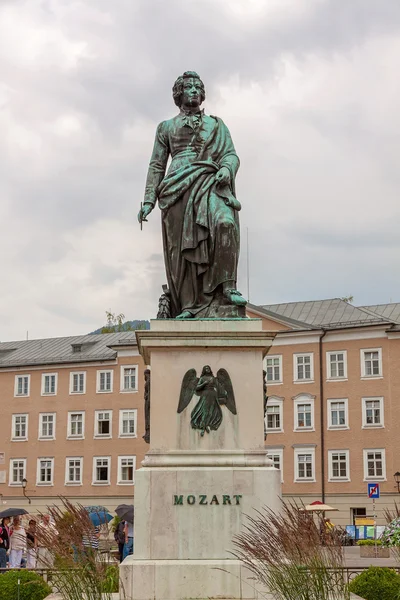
[368,483,380,498]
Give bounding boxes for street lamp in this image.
[394,472,400,493]
[22,478,31,504]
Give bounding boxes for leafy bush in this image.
[381,517,400,547]
[348,566,400,600]
[0,569,51,600]
[101,564,119,593]
[357,539,382,546]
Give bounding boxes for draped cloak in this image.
[143,111,240,317]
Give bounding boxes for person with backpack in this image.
[114,520,125,563]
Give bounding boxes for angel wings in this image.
[177,365,236,436]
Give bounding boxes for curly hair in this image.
[172,71,206,107]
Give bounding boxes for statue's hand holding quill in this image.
[138,202,153,229]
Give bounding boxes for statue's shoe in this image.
[176,310,194,319]
[223,289,247,306]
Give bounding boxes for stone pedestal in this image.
[121,319,281,600]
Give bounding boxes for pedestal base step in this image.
[119,557,268,600]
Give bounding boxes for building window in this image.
[12,414,28,441]
[294,396,315,430]
[97,370,113,393]
[65,457,83,485]
[327,351,347,380]
[14,375,30,397]
[328,450,350,481]
[294,353,313,382]
[351,507,367,525]
[67,412,85,439]
[42,373,57,395]
[94,411,112,438]
[39,413,56,439]
[327,399,348,429]
[363,449,386,480]
[361,348,382,378]
[120,366,138,392]
[70,372,86,394]
[93,457,111,485]
[267,449,283,482]
[37,458,54,485]
[362,397,384,428]
[118,456,136,484]
[294,448,315,481]
[264,355,282,384]
[265,397,283,432]
[119,410,137,437]
[9,459,26,486]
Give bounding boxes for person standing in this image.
[0,517,10,571]
[9,516,26,569]
[37,514,57,568]
[26,520,37,569]
[82,525,101,558]
[123,520,134,560]
[114,520,126,563]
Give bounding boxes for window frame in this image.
[294,447,316,482]
[363,448,386,481]
[9,458,27,486]
[118,409,138,438]
[96,369,113,393]
[41,372,58,396]
[67,411,85,440]
[327,398,349,430]
[264,396,284,433]
[94,410,113,439]
[293,396,315,432]
[38,412,56,440]
[117,455,136,485]
[92,456,111,485]
[328,449,350,482]
[36,457,54,486]
[264,355,283,385]
[69,371,86,395]
[11,413,29,441]
[326,350,348,380]
[362,397,384,428]
[120,365,139,393]
[293,353,314,383]
[360,348,383,379]
[14,374,30,397]
[267,448,284,482]
[65,457,83,486]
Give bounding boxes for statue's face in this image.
[204,365,211,375]
[181,77,203,109]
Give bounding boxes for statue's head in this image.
[172,71,206,109]
[201,365,213,376]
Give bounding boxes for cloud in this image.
[0,0,400,340]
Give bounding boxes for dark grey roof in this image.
[0,332,137,368]
[359,303,400,325]
[260,298,388,329]
[246,303,312,330]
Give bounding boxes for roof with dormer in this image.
[0,332,137,368]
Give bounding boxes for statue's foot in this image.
[223,289,247,307]
[176,310,194,319]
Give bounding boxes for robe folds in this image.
[143,111,241,317]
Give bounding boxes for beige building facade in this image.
[0,332,148,513]
[247,299,400,526]
[2,300,400,526]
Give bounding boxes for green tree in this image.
[341,295,354,303]
[100,311,148,334]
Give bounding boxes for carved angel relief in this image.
[177,365,237,436]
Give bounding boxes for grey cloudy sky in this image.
[1,0,400,341]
